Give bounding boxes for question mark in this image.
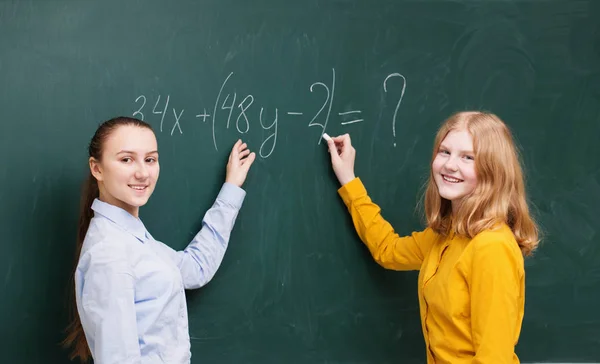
[383,73,407,147]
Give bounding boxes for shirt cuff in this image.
[217,182,246,209]
[337,177,367,206]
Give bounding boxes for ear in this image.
[89,157,103,182]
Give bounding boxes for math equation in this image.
[132,68,406,159]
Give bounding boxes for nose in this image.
[134,162,150,180]
[444,155,459,172]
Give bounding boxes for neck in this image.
[451,197,465,217]
[97,184,139,218]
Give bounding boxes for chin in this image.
[437,188,465,202]
[131,198,151,207]
[121,194,151,208]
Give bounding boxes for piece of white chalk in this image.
[322,133,332,142]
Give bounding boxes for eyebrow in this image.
[116,150,158,155]
[439,144,474,154]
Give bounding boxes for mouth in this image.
[442,174,463,183]
[129,184,149,191]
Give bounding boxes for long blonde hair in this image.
[424,111,539,256]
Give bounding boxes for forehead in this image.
[103,125,157,153]
[441,128,473,149]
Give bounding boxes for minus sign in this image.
[287,112,303,115]
[341,119,363,125]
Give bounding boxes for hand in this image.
[325,133,356,186]
[226,139,256,188]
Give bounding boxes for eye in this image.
[121,157,133,163]
[439,149,450,155]
[145,157,157,163]
[464,155,475,161]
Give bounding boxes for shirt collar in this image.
[91,198,148,242]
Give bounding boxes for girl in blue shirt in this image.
[63,116,255,363]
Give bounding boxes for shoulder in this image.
[78,218,138,274]
[84,216,139,249]
[410,227,445,258]
[419,227,444,246]
[467,224,524,268]
[471,224,519,249]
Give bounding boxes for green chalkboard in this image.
[1,1,599,363]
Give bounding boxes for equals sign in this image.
[339,110,363,125]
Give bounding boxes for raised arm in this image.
[338,177,437,270]
[326,134,437,270]
[173,139,255,289]
[175,182,245,288]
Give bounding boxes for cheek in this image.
[106,165,129,184]
[431,158,443,173]
[464,166,477,186]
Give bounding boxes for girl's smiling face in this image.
[432,128,478,210]
[90,125,159,217]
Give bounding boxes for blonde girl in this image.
[325,111,539,363]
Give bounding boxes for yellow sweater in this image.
[338,178,525,364]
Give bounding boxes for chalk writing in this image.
[339,110,363,125]
[133,95,146,120]
[383,73,407,147]
[236,95,253,134]
[196,108,210,123]
[152,95,170,133]
[212,72,234,150]
[309,68,336,145]
[132,69,407,158]
[171,108,184,136]
[259,107,278,159]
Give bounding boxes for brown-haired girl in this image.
[63,116,255,363]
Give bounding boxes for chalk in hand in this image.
[322,133,332,142]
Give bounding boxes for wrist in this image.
[225,178,241,188]
[339,174,356,186]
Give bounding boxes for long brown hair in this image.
[424,111,539,256]
[62,116,153,362]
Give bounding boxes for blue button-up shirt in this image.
[74,182,246,364]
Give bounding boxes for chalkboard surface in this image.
[1,1,599,363]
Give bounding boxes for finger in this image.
[326,138,341,161]
[239,149,251,159]
[329,136,346,154]
[330,135,346,144]
[327,137,343,156]
[326,138,337,154]
[238,142,247,152]
[332,134,351,144]
[338,134,353,155]
[242,152,256,168]
[233,139,242,150]
[230,139,242,161]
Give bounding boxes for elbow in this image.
[371,247,419,271]
[371,245,397,270]
[181,253,222,289]
[371,251,398,270]
[184,271,212,290]
[196,264,217,288]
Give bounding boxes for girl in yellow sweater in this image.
[324,111,539,363]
